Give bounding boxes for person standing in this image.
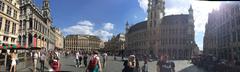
[75,51,80,67]
[9,51,17,72]
[102,53,107,68]
[83,54,88,67]
[142,59,148,72]
[40,52,46,72]
[86,51,102,72]
[156,55,175,72]
[134,58,140,72]
[79,51,83,67]
[51,56,60,72]
[122,55,136,72]
[33,51,39,72]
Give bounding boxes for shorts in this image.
[11,60,16,65]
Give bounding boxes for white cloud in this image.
[94,30,113,41]
[63,20,94,35]
[103,23,114,31]
[138,0,149,12]
[144,17,148,20]
[77,20,94,26]
[134,15,138,19]
[63,20,114,41]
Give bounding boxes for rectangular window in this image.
[4,20,10,33]
[0,1,4,11]
[12,23,16,34]
[0,17,2,30]
[3,36,8,41]
[7,6,12,16]
[238,30,240,42]
[11,38,15,42]
[13,10,17,18]
[233,32,236,42]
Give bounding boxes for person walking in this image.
[9,50,17,72]
[86,51,102,72]
[75,51,80,67]
[156,55,175,72]
[122,55,136,72]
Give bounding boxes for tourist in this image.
[33,51,39,72]
[134,57,140,72]
[9,50,17,72]
[75,51,80,67]
[79,51,83,67]
[142,59,148,72]
[122,55,136,72]
[102,52,107,68]
[51,56,60,72]
[6,50,11,71]
[83,54,88,67]
[40,52,46,72]
[156,55,175,72]
[86,51,102,72]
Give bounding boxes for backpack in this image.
[87,56,98,70]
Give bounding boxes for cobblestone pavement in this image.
[0,55,206,72]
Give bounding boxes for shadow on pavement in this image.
[179,65,206,72]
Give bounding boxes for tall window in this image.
[12,23,16,34]
[0,1,4,11]
[3,36,8,41]
[238,30,240,42]
[0,17,2,30]
[11,38,15,43]
[7,6,12,16]
[233,32,236,42]
[13,10,17,18]
[4,20,10,33]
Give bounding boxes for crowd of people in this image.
[191,54,240,72]
[0,49,180,72]
[122,54,175,72]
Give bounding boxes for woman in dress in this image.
[10,51,17,72]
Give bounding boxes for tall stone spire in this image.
[125,21,129,34]
[188,5,193,18]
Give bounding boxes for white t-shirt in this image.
[34,53,39,59]
[40,54,46,60]
[75,52,79,59]
[103,53,107,59]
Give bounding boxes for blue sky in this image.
[34,0,222,50]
